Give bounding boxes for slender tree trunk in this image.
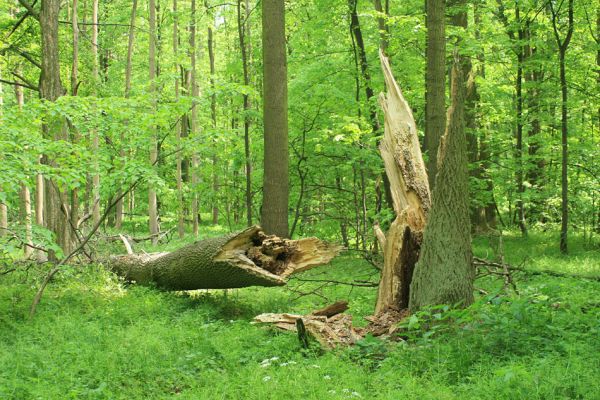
[0,77,6,238]
[116,0,138,230]
[148,0,160,243]
[208,24,219,225]
[410,61,474,311]
[261,0,289,238]
[525,21,543,208]
[348,0,380,133]
[190,0,200,237]
[0,200,6,237]
[514,4,527,236]
[91,0,100,225]
[550,0,573,254]
[237,0,253,227]
[373,0,389,55]
[424,0,446,189]
[70,0,80,234]
[35,158,45,261]
[15,80,33,258]
[172,0,185,239]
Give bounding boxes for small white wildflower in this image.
[263,376,272,382]
[260,359,271,368]
[351,392,362,398]
[342,389,350,393]
[270,356,279,361]
[323,375,331,380]
[287,361,297,365]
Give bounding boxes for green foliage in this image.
[1,231,599,399]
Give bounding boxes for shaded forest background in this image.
[0,0,598,259]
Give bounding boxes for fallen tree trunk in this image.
[109,226,340,290]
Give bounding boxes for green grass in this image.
[1,229,599,399]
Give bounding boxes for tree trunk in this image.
[190,0,200,237]
[0,201,6,237]
[172,0,185,239]
[40,0,74,260]
[373,0,389,55]
[410,60,474,311]
[116,0,138,230]
[91,0,100,226]
[0,78,5,237]
[374,54,431,314]
[237,0,253,227]
[514,4,527,236]
[148,0,160,243]
[208,24,219,225]
[110,226,339,290]
[550,0,573,254]
[424,0,446,189]
[261,0,289,238]
[35,158,46,262]
[15,81,33,258]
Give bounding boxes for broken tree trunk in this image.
[109,226,339,290]
[374,52,431,314]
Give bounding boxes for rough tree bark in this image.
[110,226,339,290]
[374,53,431,314]
[40,0,74,260]
[261,0,289,238]
[424,0,446,189]
[409,60,474,311]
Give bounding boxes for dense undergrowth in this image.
[1,226,599,399]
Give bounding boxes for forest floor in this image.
[1,225,599,399]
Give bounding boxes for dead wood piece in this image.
[374,53,431,314]
[310,300,349,318]
[109,226,340,290]
[254,303,362,348]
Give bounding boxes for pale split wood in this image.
[374,52,431,314]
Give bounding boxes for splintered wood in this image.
[253,302,408,349]
[254,301,361,348]
[374,52,431,314]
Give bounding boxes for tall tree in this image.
[208,22,219,225]
[237,0,253,227]
[261,0,289,237]
[148,0,160,242]
[424,0,446,189]
[116,0,138,230]
[173,0,185,238]
[190,0,200,237]
[550,0,574,253]
[91,0,100,225]
[40,0,74,259]
[0,74,6,238]
[15,79,33,258]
